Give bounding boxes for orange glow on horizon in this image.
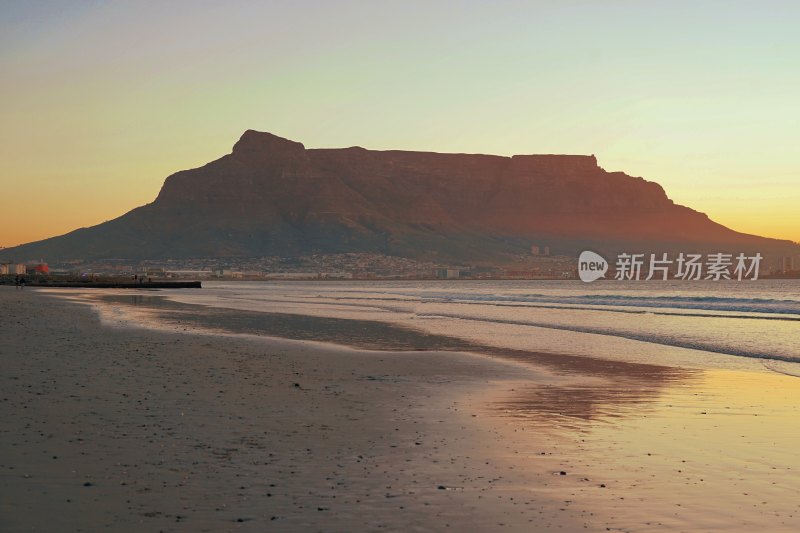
[1,2,799,250]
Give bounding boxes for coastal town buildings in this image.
[0,263,27,275]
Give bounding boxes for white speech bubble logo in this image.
[578,251,608,283]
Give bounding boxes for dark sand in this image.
[0,289,591,532]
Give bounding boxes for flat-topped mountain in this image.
[3,130,796,262]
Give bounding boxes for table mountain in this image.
[3,130,796,262]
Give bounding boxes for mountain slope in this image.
[2,130,796,262]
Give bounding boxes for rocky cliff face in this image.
[2,130,796,261]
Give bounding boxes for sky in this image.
[1,0,798,247]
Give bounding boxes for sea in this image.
[149,279,800,375]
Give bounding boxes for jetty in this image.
[28,281,201,289]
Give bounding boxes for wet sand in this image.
[2,288,800,531]
[1,289,591,531]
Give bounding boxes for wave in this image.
[188,284,800,367]
[761,361,800,378]
[410,292,800,316]
[291,293,800,322]
[416,311,800,364]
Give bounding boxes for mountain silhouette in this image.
[2,130,796,262]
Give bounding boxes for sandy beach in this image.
[2,287,799,532]
[1,288,589,531]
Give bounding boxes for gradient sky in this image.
[1,0,798,248]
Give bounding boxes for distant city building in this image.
[164,270,213,278]
[530,245,550,256]
[26,263,49,274]
[217,269,244,278]
[434,268,460,279]
[781,256,798,272]
[0,263,27,275]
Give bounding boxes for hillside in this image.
[2,130,796,263]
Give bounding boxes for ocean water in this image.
[161,280,800,374]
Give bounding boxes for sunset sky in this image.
[1,1,798,248]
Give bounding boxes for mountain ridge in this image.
[2,130,796,263]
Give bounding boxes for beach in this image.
[1,288,586,531]
[2,285,800,532]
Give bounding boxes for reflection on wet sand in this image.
[102,293,696,428]
[495,383,675,429]
[83,292,800,528]
[501,369,800,530]
[489,350,697,429]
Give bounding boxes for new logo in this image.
[578,250,608,283]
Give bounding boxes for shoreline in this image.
[3,287,800,531]
[0,288,591,531]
